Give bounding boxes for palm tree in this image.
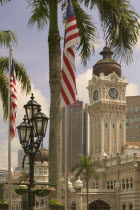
[2,0,140,202]
[0,27,31,120]
[26,0,140,202]
[0,57,31,120]
[74,155,100,210]
[0,30,17,47]
[18,171,29,183]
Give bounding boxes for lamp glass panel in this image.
[36,119,42,135]
[26,107,32,120]
[32,106,38,117]
[42,119,48,135]
[26,127,31,141]
[26,105,38,121]
[20,127,26,142]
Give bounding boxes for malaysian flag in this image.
[10,59,17,139]
[61,0,80,106]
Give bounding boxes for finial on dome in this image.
[68,177,73,190]
[74,176,83,189]
[100,45,113,59]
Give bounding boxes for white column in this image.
[80,195,83,210]
[89,117,93,155]
[97,120,99,153]
[123,119,126,147]
[116,121,118,153]
[89,119,91,155]
[109,115,111,154]
[101,115,104,155]
[92,119,94,154]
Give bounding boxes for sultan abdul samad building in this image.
[68,46,140,210]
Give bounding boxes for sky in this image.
[0,0,140,169]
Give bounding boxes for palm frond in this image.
[0,31,17,47]
[73,0,98,65]
[27,0,49,29]
[14,61,31,94]
[0,73,8,120]
[95,0,140,64]
[0,57,31,120]
[78,0,97,9]
[0,57,31,94]
[0,0,10,5]
[18,171,29,183]
[74,154,100,179]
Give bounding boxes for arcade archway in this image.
[89,199,111,210]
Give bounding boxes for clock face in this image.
[93,90,98,101]
[108,88,119,99]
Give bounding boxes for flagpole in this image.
[8,44,13,210]
[65,105,68,210]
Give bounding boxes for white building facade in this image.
[68,46,140,210]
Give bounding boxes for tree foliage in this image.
[74,154,100,179]
[27,0,140,64]
[18,171,29,183]
[0,57,31,120]
[0,31,17,47]
[74,155,101,210]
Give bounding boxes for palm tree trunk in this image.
[48,0,62,201]
[86,175,89,210]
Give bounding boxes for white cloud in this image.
[10,82,49,125]
[76,68,92,104]
[126,83,140,96]
[76,69,140,103]
[0,82,49,121]
[0,128,6,133]
[136,37,140,50]
[75,55,81,65]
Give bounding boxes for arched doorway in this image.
[89,200,111,210]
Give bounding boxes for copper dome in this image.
[34,147,49,162]
[93,46,122,77]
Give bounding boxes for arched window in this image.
[120,124,122,129]
[92,182,95,189]
[122,179,125,189]
[44,168,47,175]
[71,201,76,210]
[105,122,108,128]
[126,178,129,189]
[107,181,109,189]
[114,180,116,189]
[40,199,45,207]
[130,178,133,188]
[110,180,113,189]
[36,201,39,207]
[112,123,115,128]
[129,203,133,210]
[122,203,126,210]
[96,181,99,189]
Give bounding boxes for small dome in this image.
[68,177,73,189]
[74,177,83,189]
[34,147,49,162]
[93,46,121,77]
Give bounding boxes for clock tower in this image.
[87,46,128,158]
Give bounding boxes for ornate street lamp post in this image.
[17,93,49,210]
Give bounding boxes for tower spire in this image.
[100,45,113,59]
